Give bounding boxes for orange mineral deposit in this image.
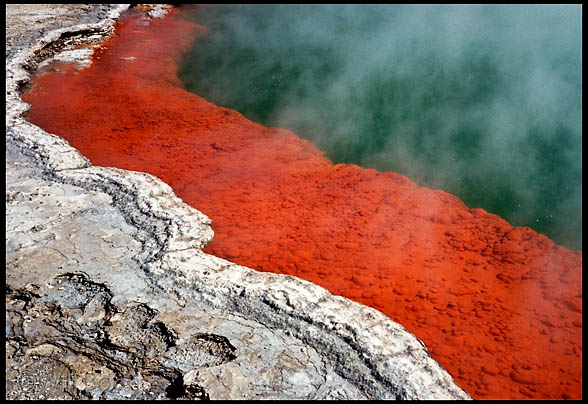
[22,6,582,400]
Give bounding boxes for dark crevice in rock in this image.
[191,333,238,365]
[165,374,209,400]
[18,27,110,94]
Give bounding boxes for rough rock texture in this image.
[5,4,470,400]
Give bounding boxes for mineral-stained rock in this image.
[6,4,470,400]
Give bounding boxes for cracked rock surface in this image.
[6,4,471,400]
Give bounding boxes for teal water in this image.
[178,5,582,250]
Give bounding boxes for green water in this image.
[178,5,582,250]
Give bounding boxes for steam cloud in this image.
[179,4,582,250]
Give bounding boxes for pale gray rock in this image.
[6,4,471,400]
[145,4,174,19]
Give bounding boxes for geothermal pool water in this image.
[178,5,582,251]
[23,5,581,400]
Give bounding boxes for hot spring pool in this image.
[21,5,582,399]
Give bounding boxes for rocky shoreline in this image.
[6,4,470,400]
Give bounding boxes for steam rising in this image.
[179,5,582,250]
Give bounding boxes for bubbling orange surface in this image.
[23,7,582,399]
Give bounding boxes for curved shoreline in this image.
[5,4,470,400]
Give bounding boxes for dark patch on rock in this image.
[6,272,237,400]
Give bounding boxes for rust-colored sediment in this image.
[22,7,582,399]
